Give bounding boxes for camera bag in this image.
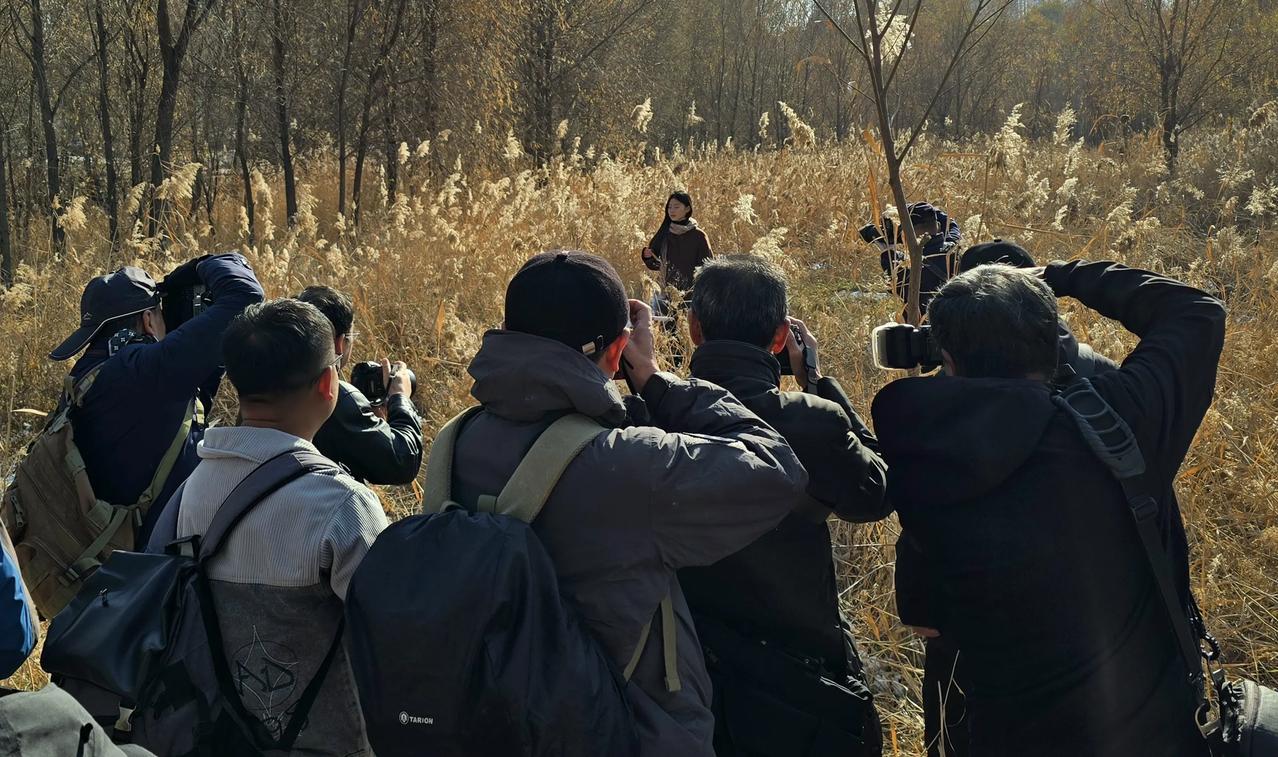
[1056,378,1278,757]
[345,407,678,757]
[1,365,198,619]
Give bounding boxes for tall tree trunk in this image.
[125,23,148,189]
[271,0,298,225]
[421,1,439,144]
[1160,69,1180,177]
[93,0,120,252]
[384,90,398,202]
[525,1,558,164]
[232,9,254,245]
[202,105,217,231]
[350,0,407,227]
[149,0,213,238]
[352,91,373,227]
[0,134,12,287]
[336,0,363,218]
[28,0,65,253]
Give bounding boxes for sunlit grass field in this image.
[2,105,1276,753]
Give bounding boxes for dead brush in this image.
[0,116,1274,755]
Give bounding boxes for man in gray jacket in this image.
[169,300,388,755]
[448,251,808,756]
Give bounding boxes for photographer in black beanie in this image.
[443,250,807,756]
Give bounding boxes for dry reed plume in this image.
[1,106,1276,755]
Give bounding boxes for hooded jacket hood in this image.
[871,376,1057,504]
[469,330,629,426]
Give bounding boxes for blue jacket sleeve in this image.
[127,253,265,402]
[0,528,36,678]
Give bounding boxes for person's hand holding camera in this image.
[622,299,659,392]
[786,317,822,391]
[158,254,212,293]
[368,358,412,419]
[386,359,412,398]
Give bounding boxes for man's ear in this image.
[600,331,630,377]
[335,334,348,360]
[941,349,959,377]
[318,362,340,401]
[688,311,705,346]
[769,322,790,354]
[140,308,160,338]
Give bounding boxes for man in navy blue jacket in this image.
[49,253,264,545]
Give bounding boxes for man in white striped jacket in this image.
[169,299,388,756]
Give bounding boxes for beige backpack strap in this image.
[493,413,605,523]
[46,365,104,435]
[67,365,103,407]
[621,594,681,692]
[422,406,485,514]
[135,396,201,511]
[660,595,681,692]
[623,618,653,681]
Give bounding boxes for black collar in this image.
[688,340,782,400]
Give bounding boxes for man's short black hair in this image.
[928,264,1058,379]
[223,299,336,400]
[297,285,354,336]
[690,256,788,348]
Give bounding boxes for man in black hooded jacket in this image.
[680,256,890,756]
[873,260,1224,756]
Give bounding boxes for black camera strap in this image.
[1053,378,1222,737]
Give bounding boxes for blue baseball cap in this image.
[51,267,160,361]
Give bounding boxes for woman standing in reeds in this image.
[641,191,713,313]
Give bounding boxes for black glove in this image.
[158,254,212,294]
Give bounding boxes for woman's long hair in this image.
[648,191,694,256]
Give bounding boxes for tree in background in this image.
[813,0,1016,324]
[1092,0,1247,176]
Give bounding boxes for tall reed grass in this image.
[2,106,1275,754]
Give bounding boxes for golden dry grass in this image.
[1,111,1275,754]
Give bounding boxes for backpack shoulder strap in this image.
[485,413,606,523]
[1053,378,1205,694]
[45,364,105,434]
[66,363,105,407]
[422,406,485,514]
[198,449,339,562]
[134,396,202,511]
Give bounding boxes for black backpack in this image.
[41,449,344,756]
[346,408,674,757]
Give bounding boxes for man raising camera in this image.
[873,260,1225,756]
[297,286,423,485]
[50,253,264,547]
[680,256,890,755]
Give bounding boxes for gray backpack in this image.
[42,450,341,755]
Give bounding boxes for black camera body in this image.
[872,323,942,371]
[351,361,418,405]
[161,284,210,329]
[775,325,820,388]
